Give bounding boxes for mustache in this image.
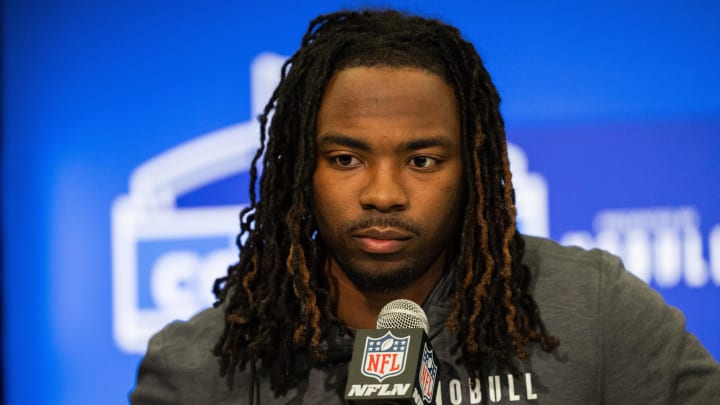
[344,216,421,236]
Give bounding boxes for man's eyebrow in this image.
[317,133,371,151]
[317,133,454,152]
[399,136,453,152]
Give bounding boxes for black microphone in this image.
[344,299,439,404]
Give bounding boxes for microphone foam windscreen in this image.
[376,299,429,334]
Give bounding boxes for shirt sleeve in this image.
[599,251,720,403]
[128,328,179,405]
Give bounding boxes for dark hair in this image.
[212,9,559,400]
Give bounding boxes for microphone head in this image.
[376,299,429,334]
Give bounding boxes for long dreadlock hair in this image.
[212,9,559,399]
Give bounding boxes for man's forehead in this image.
[319,67,456,113]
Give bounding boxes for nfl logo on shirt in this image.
[361,331,410,381]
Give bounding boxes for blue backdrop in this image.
[3,1,719,404]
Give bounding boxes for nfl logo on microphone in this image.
[362,331,409,381]
[419,343,438,402]
[345,328,438,404]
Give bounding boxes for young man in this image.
[130,10,720,404]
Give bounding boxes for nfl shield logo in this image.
[419,343,438,402]
[361,331,410,382]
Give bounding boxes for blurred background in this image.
[2,0,719,403]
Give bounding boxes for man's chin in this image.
[342,264,425,293]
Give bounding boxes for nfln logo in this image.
[361,331,410,381]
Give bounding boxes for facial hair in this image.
[335,260,429,293]
[321,215,439,293]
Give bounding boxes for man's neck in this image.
[325,256,446,329]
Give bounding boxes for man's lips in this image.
[353,228,412,254]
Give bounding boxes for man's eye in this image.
[333,155,359,167]
[409,156,438,169]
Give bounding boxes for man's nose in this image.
[359,166,409,212]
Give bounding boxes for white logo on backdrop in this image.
[561,207,720,288]
[507,144,550,238]
[111,53,286,353]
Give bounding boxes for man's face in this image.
[312,66,464,293]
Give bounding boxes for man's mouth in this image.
[353,228,412,254]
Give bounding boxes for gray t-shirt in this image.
[129,236,720,404]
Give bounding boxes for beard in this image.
[314,211,458,294]
[333,255,429,293]
[318,215,436,293]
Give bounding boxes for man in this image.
[130,10,720,404]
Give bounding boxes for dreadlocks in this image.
[212,9,559,399]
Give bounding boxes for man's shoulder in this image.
[130,306,243,404]
[523,235,618,268]
[520,235,632,312]
[522,235,623,283]
[149,305,226,368]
